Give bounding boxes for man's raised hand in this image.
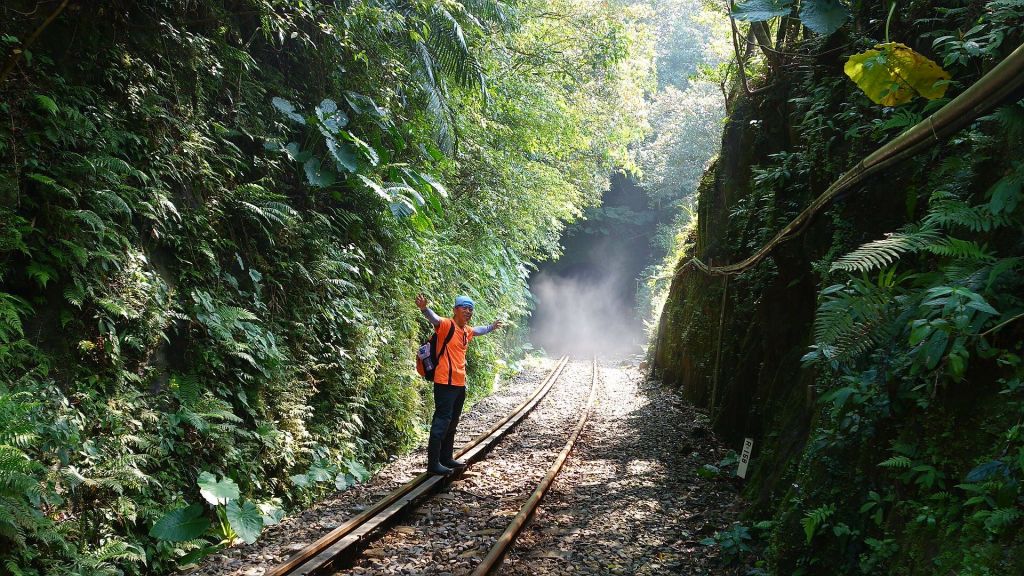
[415,293,428,310]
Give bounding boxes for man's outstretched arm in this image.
[472,319,504,336]
[416,293,442,327]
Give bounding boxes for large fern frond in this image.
[924,191,1009,232]
[811,279,904,363]
[925,237,995,262]
[831,224,941,273]
[426,5,486,95]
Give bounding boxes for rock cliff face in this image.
[650,4,1024,571]
[652,87,820,510]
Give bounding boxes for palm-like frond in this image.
[426,5,486,94]
[924,191,1009,232]
[811,279,905,364]
[925,237,995,262]
[830,224,941,273]
[460,0,515,28]
[399,0,499,152]
[414,42,459,153]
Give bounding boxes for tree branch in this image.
[0,0,70,85]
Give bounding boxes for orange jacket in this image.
[433,318,474,386]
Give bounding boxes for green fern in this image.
[987,99,1024,144]
[811,278,903,363]
[924,237,995,262]
[0,294,31,343]
[800,504,835,544]
[830,225,941,273]
[925,191,1010,232]
[879,455,912,469]
[983,507,1021,534]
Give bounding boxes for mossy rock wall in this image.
[651,2,1024,572]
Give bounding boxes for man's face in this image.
[453,305,473,326]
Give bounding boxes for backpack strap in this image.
[434,320,457,377]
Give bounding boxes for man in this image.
[416,293,504,475]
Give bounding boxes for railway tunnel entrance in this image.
[528,173,664,358]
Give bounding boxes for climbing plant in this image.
[0,0,651,573]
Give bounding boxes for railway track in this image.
[268,355,595,576]
[470,356,598,575]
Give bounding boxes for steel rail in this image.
[267,355,571,576]
[472,356,600,575]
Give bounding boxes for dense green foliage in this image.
[634,0,728,320]
[0,0,649,572]
[652,0,1023,573]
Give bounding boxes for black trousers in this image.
[427,383,466,467]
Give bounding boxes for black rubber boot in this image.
[427,433,453,475]
[441,458,467,469]
[440,425,465,470]
[428,463,454,476]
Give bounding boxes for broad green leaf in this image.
[327,138,359,173]
[358,175,390,203]
[271,96,306,124]
[304,158,336,188]
[965,299,998,315]
[284,142,311,163]
[909,321,932,346]
[801,516,816,544]
[149,503,210,542]
[289,473,309,487]
[226,500,263,544]
[696,464,720,478]
[390,199,416,218]
[316,98,349,133]
[344,91,386,117]
[198,471,239,505]
[732,0,792,21]
[335,472,352,490]
[923,329,949,370]
[258,502,285,526]
[176,543,226,567]
[420,141,445,163]
[387,185,424,206]
[420,172,448,198]
[308,462,332,482]
[948,352,966,378]
[346,460,370,481]
[342,133,380,166]
[845,43,951,106]
[988,162,1022,215]
[798,0,849,36]
[821,386,855,409]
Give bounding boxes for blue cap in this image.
[454,295,474,309]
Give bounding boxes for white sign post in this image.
[737,437,754,479]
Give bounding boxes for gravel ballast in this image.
[190,358,744,576]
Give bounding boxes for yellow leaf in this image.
[844,42,951,106]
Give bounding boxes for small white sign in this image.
[737,438,754,479]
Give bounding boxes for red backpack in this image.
[416,321,456,381]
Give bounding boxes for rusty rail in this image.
[471,356,599,575]
[267,355,571,576]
